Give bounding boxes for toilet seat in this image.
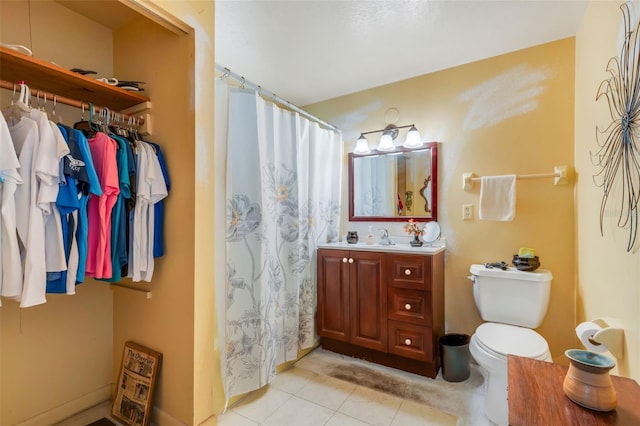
[475,322,549,360]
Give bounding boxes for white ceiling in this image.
[215,0,589,107]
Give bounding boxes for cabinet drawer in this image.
[387,254,431,290]
[387,287,432,326]
[388,320,433,362]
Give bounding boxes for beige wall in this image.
[575,1,640,380]
[0,2,115,425]
[112,0,220,423]
[306,38,577,361]
[111,15,197,425]
[143,2,220,422]
[1,0,220,424]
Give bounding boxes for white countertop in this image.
[317,241,446,255]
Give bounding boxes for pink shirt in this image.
[85,132,119,278]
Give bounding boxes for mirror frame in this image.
[348,142,438,222]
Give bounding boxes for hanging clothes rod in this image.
[215,64,340,132]
[463,165,571,190]
[0,79,145,125]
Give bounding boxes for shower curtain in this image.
[220,87,342,399]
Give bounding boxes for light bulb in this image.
[353,134,370,154]
[377,132,395,151]
[403,125,422,148]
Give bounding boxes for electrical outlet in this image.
[463,204,473,220]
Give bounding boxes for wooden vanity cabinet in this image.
[317,248,444,378]
[316,249,387,351]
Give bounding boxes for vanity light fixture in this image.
[353,134,371,154]
[353,124,422,153]
[402,125,422,148]
[377,129,396,151]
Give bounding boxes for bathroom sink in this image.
[317,241,445,254]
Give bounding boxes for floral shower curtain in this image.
[223,87,342,398]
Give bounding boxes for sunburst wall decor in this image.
[594,1,640,252]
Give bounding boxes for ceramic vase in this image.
[346,231,358,244]
[410,234,423,247]
[563,349,617,412]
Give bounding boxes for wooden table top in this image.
[507,355,640,426]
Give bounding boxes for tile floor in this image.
[218,348,492,426]
[56,347,491,426]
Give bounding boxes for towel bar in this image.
[463,165,571,190]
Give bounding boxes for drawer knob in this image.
[404,269,411,276]
[348,258,354,264]
[404,338,412,345]
[342,258,348,263]
[404,303,412,310]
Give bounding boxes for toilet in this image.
[468,264,553,426]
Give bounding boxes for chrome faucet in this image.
[379,229,394,245]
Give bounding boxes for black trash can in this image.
[439,333,471,382]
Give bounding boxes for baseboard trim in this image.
[153,406,187,426]
[16,385,111,426]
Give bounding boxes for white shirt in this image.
[7,112,47,307]
[42,121,70,273]
[131,141,167,282]
[0,113,24,304]
[66,210,80,295]
[30,108,68,274]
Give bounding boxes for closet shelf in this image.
[0,46,149,110]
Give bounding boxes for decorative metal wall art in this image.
[594,2,640,252]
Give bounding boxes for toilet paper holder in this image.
[585,318,625,360]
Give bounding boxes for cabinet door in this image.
[350,251,387,351]
[317,249,350,342]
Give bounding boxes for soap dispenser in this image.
[366,226,376,245]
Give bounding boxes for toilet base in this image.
[470,333,552,426]
[484,370,508,426]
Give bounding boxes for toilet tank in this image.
[469,264,553,328]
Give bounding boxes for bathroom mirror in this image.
[349,142,438,222]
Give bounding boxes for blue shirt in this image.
[47,125,83,293]
[68,127,102,283]
[149,142,170,258]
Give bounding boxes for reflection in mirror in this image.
[349,142,438,222]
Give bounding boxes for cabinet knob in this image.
[404,269,412,276]
[404,338,412,345]
[348,258,354,263]
[404,303,412,310]
[342,258,348,263]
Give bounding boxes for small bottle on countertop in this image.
[366,226,376,245]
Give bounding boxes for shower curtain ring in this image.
[222,67,230,80]
[240,77,245,89]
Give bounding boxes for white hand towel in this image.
[479,175,516,221]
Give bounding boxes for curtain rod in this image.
[0,79,145,125]
[215,64,340,133]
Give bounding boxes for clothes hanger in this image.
[74,102,99,137]
[50,95,64,124]
[100,106,109,134]
[3,82,31,121]
[18,82,30,108]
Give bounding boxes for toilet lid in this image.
[475,323,549,359]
